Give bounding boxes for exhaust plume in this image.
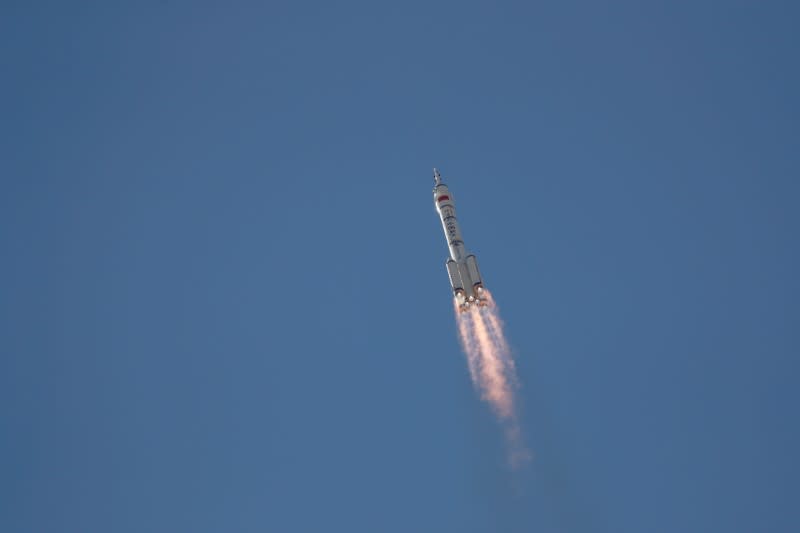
[455,290,529,468]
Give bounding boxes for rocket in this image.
[433,168,488,311]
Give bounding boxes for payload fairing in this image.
[433,168,488,311]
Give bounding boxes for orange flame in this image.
[455,290,529,467]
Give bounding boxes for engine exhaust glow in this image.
[455,289,529,468]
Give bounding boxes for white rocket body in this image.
[432,169,487,311]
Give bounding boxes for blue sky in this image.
[2,2,798,532]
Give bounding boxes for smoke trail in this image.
[455,303,480,385]
[455,290,530,468]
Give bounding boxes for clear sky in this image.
[2,2,798,532]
